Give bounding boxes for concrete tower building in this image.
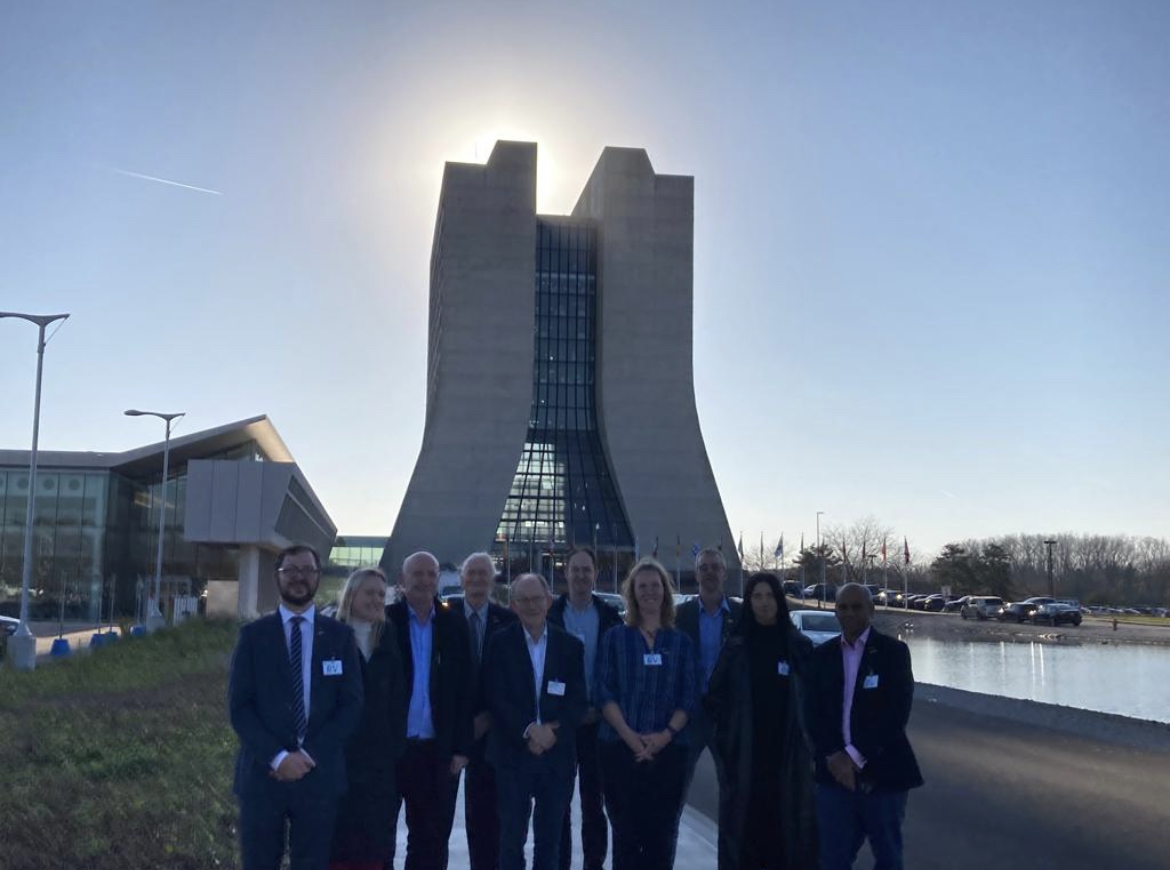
[383,142,737,580]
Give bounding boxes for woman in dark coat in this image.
[704,572,818,870]
[328,567,407,870]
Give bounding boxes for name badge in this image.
[323,659,343,677]
[863,673,879,690]
[777,661,791,677]
[643,653,663,666]
[547,680,566,696]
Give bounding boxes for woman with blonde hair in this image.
[594,557,698,870]
[328,567,407,870]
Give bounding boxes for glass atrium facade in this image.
[494,218,634,554]
[0,441,257,622]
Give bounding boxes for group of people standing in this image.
[228,542,922,870]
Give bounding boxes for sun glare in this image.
[463,127,564,213]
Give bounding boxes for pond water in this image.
[903,635,1170,723]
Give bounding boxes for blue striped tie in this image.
[289,616,307,743]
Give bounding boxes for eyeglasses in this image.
[511,596,547,606]
[278,567,319,579]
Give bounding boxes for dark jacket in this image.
[804,627,924,792]
[443,597,518,715]
[675,595,743,695]
[331,620,408,862]
[704,631,818,870]
[482,621,587,774]
[386,598,475,760]
[229,610,364,799]
[548,593,624,646]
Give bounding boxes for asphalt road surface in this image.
[685,696,1170,870]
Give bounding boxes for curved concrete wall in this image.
[384,142,537,571]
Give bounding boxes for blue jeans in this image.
[815,783,908,870]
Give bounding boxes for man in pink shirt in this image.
[805,583,923,870]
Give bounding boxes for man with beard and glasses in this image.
[229,544,364,870]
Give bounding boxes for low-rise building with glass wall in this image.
[0,415,335,623]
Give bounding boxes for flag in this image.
[676,535,681,559]
[691,542,701,560]
[904,537,911,565]
[774,533,784,560]
[737,532,744,558]
[800,532,804,553]
[862,542,867,561]
[882,540,887,563]
[634,536,640,561]
[718,537,723,552]
[652,536,659,559]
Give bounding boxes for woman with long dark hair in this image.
[328,567,407,870]
[704,572,818,870]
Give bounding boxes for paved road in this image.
[686,695,1170,870]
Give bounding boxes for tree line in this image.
[738,517,1170,605]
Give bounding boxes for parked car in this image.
[789,610,842,645]
[595,591,627,616]
[782,581,804,599]
[905,595,928,610]
[943,596,968,613]
[1033,603,1083,626]
[802,583,837,602]
[862,584,883,600]
[1023,597,1056,606]
[921,594,949,612]
[961,596,1005,620]
[876,589,906,608]
[997,602,1041,623]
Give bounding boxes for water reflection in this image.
[903,636,1170,723]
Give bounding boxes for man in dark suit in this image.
[228,543,364,870]
[386,550,475,870]
[453,551,518,870]
[484,573,587,870]
[674,547,743,796]
[805,582,924,870]
[547,545,622,870]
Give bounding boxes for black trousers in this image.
[238,780,338,870]
[559,720,607,870]
[464,738,501,870]
[599,741,687,870]
[393,739,459,870]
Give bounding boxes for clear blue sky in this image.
[2,1,1167,557]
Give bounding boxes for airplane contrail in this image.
[108,167,223,196]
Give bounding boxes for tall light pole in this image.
[125,409,185,632]
[816,510,825,608]
[1,311,70,671]
[1044,539,1057,598]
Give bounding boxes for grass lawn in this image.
[0,619,241,870]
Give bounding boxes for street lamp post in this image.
[125,409,185,632]
[1,311,70,671]
[1044,539,1058,599]
[816,510,825,608]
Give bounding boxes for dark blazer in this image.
[229,610,364,799]
[675,596,743,691]
[482,621,587,773]
[705,631,818,870]
[548,592,624,642]
[386,598,475,760]
[445,597,519,711]
[331,620,408,863]
[804,627,924,792]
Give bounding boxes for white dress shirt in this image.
[524,624,549,733]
